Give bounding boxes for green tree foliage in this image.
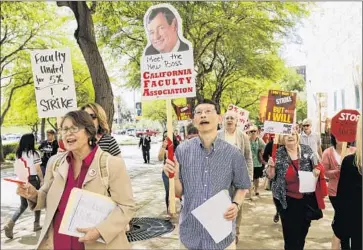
[0,2,94,161]
[94,1,310,113]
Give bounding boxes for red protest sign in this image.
[176,105,192,120]
[331,109,360,142]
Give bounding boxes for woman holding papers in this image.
[266,130,326,250]
[322,134,355,249]
[16,110,135,250]
[332,116,362,250]
[4,133,43,239]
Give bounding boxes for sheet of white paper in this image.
[298,171,318,193]
[59,188,116,243]
[191,190,232,244]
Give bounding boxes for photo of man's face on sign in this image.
[144,4,191,56]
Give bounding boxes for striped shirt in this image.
[175,137,251,249]
[98,134,121,156]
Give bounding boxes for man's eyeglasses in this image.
[89,113,97,120]
[194,109,216,116]
[59,126,82,135]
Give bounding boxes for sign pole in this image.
[340,142,347,160]
[166,99,176,215]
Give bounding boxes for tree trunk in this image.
[40,118,46,141]
[57,1,114,128]
[0,136,4,163]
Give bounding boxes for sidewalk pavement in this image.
[1,144,335,249]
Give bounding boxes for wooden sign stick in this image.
[166,99,176,215]
[272,134,279,162]
[340,142,348,162]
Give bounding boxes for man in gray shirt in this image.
[300,118,323,160]
[164,99,251,249]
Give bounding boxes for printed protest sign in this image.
[176,105,192,120]
[227,104,250,130]
[263,90,297,134]
[140,4,195,101]
[30,48,77,118]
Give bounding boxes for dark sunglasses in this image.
[303,124,310,127]
[89,113,97,120]
[250,130,257,133]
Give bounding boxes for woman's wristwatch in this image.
[232,201,240,211]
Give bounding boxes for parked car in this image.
[136,129,159,137]
[126,128,136,137]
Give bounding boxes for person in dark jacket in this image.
[38,129,58,176]
[139,134,151,164]
[332,116,362,250]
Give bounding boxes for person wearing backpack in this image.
[16,110,135,249]
[4,133,44,239]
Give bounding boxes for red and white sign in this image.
[140,4,195,101]
[331,109,360,142]
[4,158,30,184]
[227,104,250,130]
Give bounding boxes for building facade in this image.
[304,2,362,133]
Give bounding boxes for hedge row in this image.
[2,143,40,159]
[3,143,18,157]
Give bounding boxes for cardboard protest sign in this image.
[4,158,30,184]
[141,4,195,101]
[263,90,297,134]
[176,105,192,120]
[227,104,250,131]
[30,48,77,118]
[331,109,360,142]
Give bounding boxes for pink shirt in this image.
[53,146,98,250]
[322,146,355,196]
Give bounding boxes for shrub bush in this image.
[3,142,18,157]
[5,153,16,161]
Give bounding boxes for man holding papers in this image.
[164,99,251,249]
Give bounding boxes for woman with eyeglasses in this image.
[266,130,326,250]
[16,110,135,249]
[81,103,121,157]
[4,133,44,239]
[248,125,266,196]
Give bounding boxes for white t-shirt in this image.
[20,151,42,175]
